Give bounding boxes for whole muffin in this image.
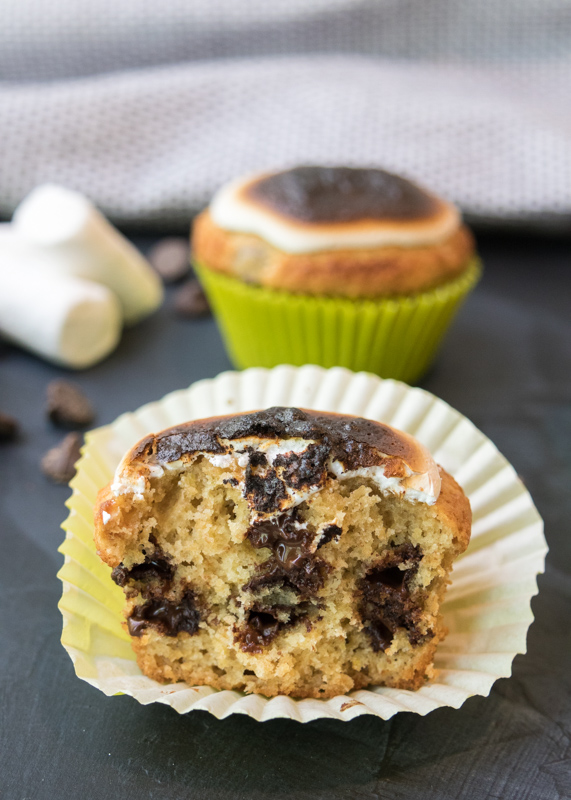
[94,407,471,699]
[192,167,481,382]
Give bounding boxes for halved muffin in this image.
[94,407,471,698]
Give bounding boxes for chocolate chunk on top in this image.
[148,237,190,283]
[41,432,82,484]
[244,166,439,224]
[46,380,95,429]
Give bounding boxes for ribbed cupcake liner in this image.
[195,260,481,383]
[57,365,546,722]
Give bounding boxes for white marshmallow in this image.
[13,185,163,325]
[0,226,122,368]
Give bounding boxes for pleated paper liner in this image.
[195,259,481,383]
[58,365,546,722]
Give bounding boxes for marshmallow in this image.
[13,185,163,325]
[210,171,460,254]
[0,226,121,368]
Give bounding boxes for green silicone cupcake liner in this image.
[195,259,481,384]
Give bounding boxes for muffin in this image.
[192,166,481,382]
[94,407,471,699]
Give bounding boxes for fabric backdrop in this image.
[1,1,570,230]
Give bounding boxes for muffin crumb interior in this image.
[101,457,463,698]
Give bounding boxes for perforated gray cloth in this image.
[1,1,570,229]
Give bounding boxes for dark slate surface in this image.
[1,231,570,800]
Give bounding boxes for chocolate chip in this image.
[317,524,342,548]
[148,237,191,283]
[244,512,330,596]
[110,565,129,586]
[0,411,19,441]
[243,463,288,514]
[41,432,82,484]
[128,590,200,637]
[46,380,95,429]
[367,620,394,652]
[236,601,314,653]
[358,544,425,651]
[239,610,280,652]
[111,548,175,594]
[247,515,310,569]
[173,280,210,318]
[274,443,330,491]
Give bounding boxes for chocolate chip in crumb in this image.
[41,432,82,484]
[47,380,95,429]
[127,591,200,637]
[0,411,19,441]
[174,280,211,318]
[317,524,342,548]
[148,237,190,283]
[358,544,424,652]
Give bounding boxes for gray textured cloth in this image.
[1,1,570,229]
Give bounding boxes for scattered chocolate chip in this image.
[46,380,95,429]
[367,619,394,652]
[235,601,314,653]
[112,547,175,598]
[0,411,19,441]
[174,280,210,318]
[148,237,191,283]
[317,524,342,548]
[239,610,281,652]
[358,544,425,651]
[41,432,82,484]
[128,590,200,637]
[244,511,330,596]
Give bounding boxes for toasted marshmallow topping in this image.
[110,408,441,517]
[210,167,460,254]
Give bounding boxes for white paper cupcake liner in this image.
[58,365,546,722]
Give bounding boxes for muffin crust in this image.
[194,210,474,297]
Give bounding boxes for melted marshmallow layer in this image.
[210,168,460,254]
[110,408,441,519]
